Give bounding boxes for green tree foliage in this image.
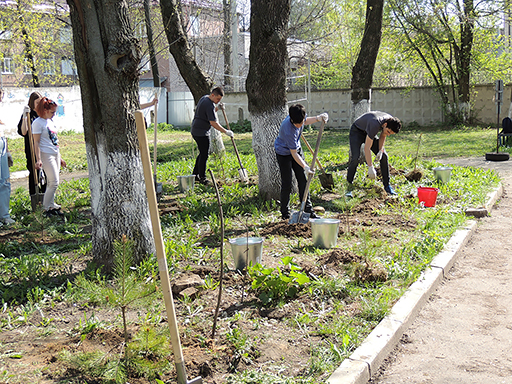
[0,0,77,86]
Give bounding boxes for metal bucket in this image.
[311,218,340,249]
[177,175,195,192]
[433,167,453,183]
[229,237,263,271]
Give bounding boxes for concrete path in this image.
[369,156,512,384]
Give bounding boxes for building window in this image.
[43,56,56,75]
[23,60,32,74]
[135,22,147,39]
[60,27,73,44]
[1,57,14,74]
[0,30,12,40]
[190,15,200,36]
[61,58,76,75]
[140,55,151,73]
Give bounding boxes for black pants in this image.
[192,135,210,180]
[276,150,312,217]
[24,134,47,195]
[347,125,390,186]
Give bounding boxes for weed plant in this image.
[0,128,502,383]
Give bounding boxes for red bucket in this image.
[417,187,439,207]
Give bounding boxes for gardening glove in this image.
[304,165,315,175]
[367,165,376,180]
[218,102,225,111]
[318,113,329,123]
[376,149,384,161]
[23,105,30,115]
[7,152,13,167]
[225,129,234,137]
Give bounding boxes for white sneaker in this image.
[2,217,15,225]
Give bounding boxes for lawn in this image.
[0,123,503,383]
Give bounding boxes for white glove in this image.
[23,105,30,114]
[218,102,225,111]
[318,113,329,123]
[376,149,384,161]
[225,129,234,137]
[304,165,315,175]
[7,152,13,167]
[368,165,376,179]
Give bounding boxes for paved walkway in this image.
[369,157,512,384]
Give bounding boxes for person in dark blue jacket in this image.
[274,103,328,220]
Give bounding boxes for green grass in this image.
[0,122,503,383]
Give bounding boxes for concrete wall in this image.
[0,87,166,138]
[222,84,511,129]
[1,85,509,138]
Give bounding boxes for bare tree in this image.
[159,0,225,153]
[66,0,155,269]
[350,0,384,120]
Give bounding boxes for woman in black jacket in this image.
[17,91,47,196]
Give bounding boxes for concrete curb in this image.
[327,183,503,384]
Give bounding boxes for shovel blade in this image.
[289,210,310,224]
[318,172,334,190]
[238,168,248,182]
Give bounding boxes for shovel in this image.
[135,111,202,384]
[220,106,248,182]
[25,112,44,211]
[289,120,325,224]
[152,92,163,201]
[301,135,334,190]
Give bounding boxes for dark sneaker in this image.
[199,178,210,186]
[384,185,398,195]
[51,208,65,216]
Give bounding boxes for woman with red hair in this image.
[32,97,67,217]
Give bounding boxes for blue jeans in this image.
[0,138,11,220]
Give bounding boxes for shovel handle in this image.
[220,108,245,169]
[301,135,326,172]
[298,120,325,214]
[25,112,39,192]
[135,111,190,384]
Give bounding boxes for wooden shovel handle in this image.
[135,111,188,381]
[301,135,326,172]
[299,120,325,211]
[25,112,39,191]
[220,108,244,169]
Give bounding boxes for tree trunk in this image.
[144,0,160,88]
[455,0,474,122]
[66,0,155,270]
[246,0,290,200]
[350,0,384,120]
[223,0,232,90]
[159,0,224,153]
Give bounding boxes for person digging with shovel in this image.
[346,111,401,198]
[274,103,328,221]
[191,86,234,186]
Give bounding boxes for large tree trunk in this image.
[350,0,384,121]
[246,0,290,201]
[159,0,224,153]
[67,0,155,270]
